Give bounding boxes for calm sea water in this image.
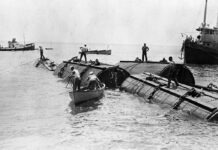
[0,42,218,150]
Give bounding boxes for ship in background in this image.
[0,38,35,51]
[181,0,218,64]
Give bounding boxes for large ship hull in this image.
[184,42,218,64]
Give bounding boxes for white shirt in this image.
[81,46,88,52]
[88,74,98,81]
[72,69,80,78]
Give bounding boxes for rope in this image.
[173,88,201,110]
[148,84,165,100]
[207,83,218,90]
[58,62,69,78]
[125,63,140,73]
[200,92,218,101]
[145,73,166,86]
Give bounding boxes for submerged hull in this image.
[121,73,218,122]
[54,61,130,88]
[0,43,35,51]
[184,42,218,64]
[69,84,105,104]
[35,58,57,71]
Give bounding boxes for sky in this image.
[0,0,218,45]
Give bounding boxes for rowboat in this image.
[69,83,105,104]
[54,61,130,88]
[79,49,111,55]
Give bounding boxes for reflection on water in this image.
[69,98,102,115]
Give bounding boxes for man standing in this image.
[79,44,88,63]
[142,43,149,62]
[70,67,81,91]
[167,56,179,88]
[39,46,45,60]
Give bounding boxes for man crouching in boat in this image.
[86,71,101,90]
[71,67,81,91]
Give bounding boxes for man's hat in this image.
[89,71,94,75]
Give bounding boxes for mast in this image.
[216,13,218,28]
[203,0,208,27]
[23,33,26,45]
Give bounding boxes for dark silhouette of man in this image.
[142,43,149,62]
[39,46,45,60]
[167,56,179,88]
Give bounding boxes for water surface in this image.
[0,43,218,150]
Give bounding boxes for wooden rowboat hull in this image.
[69,84,105,104]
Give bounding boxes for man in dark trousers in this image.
[142,43,149,62]
[167,56,179,88]
[79,44,88,63]
[39,46,45,60]
[70,66,81,91]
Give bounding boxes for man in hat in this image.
[86,71,101,90]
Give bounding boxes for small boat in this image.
[35,58,57,71]
[181,0,218,64]
[69,83,105,104]
[0,38,35,51]
[79,49,111,55]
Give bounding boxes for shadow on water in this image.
[69,98,102,115]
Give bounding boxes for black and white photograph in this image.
[1,0,218,149]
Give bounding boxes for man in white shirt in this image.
[87,71,100,90]
[79,44,88,63]
[71,67,81,91]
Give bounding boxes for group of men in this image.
[41,42,178,90]
[68,66,101,91]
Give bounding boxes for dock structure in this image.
[54,61,130,88]
[117,61,195,86]
[121,72,218,121]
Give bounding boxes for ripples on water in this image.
[0,45,218,149]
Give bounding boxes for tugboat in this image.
[181,0,218,64]
[0,38,35,51]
